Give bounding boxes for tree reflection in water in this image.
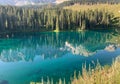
[0,31,116,62]
[0,30,120,84]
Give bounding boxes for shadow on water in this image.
[0,30,120,84]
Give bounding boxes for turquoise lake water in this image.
[0,30,120,84]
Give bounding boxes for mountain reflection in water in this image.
[0,31,116,62]
[0,30,120,84]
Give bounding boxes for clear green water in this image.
[0,30,120,84]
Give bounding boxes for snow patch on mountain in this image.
[15,0,35,6]
[55,0,70,4]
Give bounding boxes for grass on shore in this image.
[30,56,120,84]
[72,56,120,84]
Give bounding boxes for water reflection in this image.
[0,30,120,84]
[0,31,117,62]
[104,44,117,52]
[65,41,96,56]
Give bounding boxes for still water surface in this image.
[0,30,120,84]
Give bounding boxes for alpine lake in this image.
[0,29,120,84]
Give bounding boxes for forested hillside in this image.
[0,6,118,33]
[0,0,120,33]
[58,0,120,7]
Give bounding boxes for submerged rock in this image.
[0,80,9,84]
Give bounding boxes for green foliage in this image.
[0,6,119,33]
[58,0,120,7]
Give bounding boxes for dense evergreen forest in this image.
[58,0,120,7]
[0,5,119,33]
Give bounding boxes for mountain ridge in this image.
[0,0,69,6]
